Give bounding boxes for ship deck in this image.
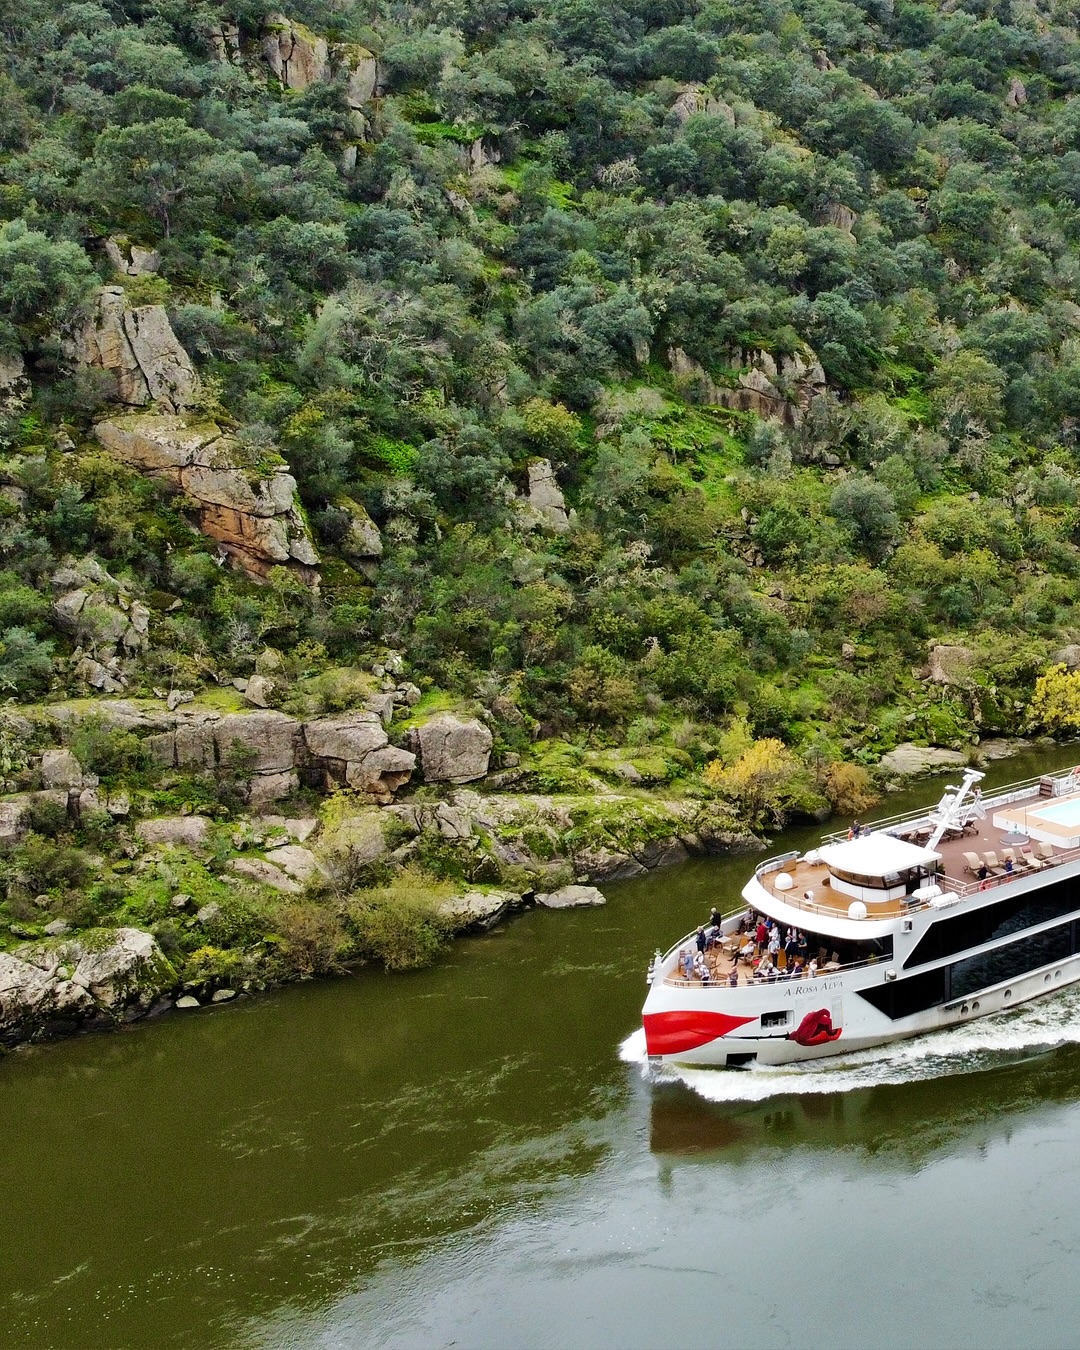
[665,780,1080,989]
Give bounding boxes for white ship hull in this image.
[642,767,1080,1068]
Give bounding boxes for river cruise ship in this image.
[642,765,1080,1067]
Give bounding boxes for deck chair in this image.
[1037,840,1059,862]
[1020,849,1046,871]
[982,851,1006,875]
[962,851,984,875]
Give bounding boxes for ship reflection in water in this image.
[644,1004,1080,1168]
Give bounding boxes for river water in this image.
[6,747,1080,1349]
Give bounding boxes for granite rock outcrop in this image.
[70,287,198,414]
[94,413,319,583]
[0,927,176,1046]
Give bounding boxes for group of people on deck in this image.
[676,909,819,985]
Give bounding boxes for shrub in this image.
[822,762,879,816]
[1028,664,1080,734]
[703,737,800,827]
[26,795,68,837]
[344,867,456,971]
[270,902,350,978]
[68,717,148,786]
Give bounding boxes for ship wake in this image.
[619,986,1080,1102]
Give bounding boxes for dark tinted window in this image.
[859,920,1079,1020]
[858,968,948,1019]
[904,876,1080,968]
[950,926,1072,1000]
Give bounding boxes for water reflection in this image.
[648,1043,1080,1167]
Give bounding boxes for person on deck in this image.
[695,926,708,953]
[728,966,739,988]
[678,948,693,979]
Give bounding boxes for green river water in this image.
[6,747,1080,1349]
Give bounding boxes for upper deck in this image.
[754,771,1080,925]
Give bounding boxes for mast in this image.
[926,767,985,850]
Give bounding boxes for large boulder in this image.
[438,889,521,930]
[1053,645,1080,671]
[302,712,415,800]
[228,857,302,893]
[669,345,826,425]
[416,715,493,784]
[1,928,176,1044]
[336,495,383,566]
[927,644,974,686]
[70,286,198,413]
[50,557,150,665]
[94,414,319,583]
[878,744,969,777]
[0,352,30,412]
[215,711,300,774]
[136,815,213,847]
[104,237,162,277]
[40,748,90,791]
[303,710,387,763]
[0,797,30,845]
[535,885,606,909]
[262,14,378,110]
[518,459,570,533]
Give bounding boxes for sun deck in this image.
[752,779,1080,918]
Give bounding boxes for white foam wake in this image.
[618,987,1080,1102]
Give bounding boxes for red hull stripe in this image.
[643,1009,757,1056]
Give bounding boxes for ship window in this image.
[858,968,948,1019]
[760,1011,789,1029]
[904,877,1080,969]
[949,925,1072,1001]
[859,920,1080,1020]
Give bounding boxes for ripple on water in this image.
[618,985,1080,1103]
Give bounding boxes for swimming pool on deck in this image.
[993,788,1080,848]
[1030,796,1080,828]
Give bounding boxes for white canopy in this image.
[816,833,941,877]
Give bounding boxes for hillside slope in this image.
[3,0,1080,991]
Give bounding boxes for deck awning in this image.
[816,833,941,877]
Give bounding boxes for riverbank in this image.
[0,710,1065,1053]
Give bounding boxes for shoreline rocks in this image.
[0,928,176,1047]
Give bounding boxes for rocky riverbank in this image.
[2,682,1050,1054]
[0,699,763,1050]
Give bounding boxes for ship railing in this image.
[818,770,1073,846]
[663,951,884,989]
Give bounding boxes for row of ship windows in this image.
[904,877,1080,969]
[861,923,1077,1020]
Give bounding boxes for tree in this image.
[829,476,900,561]
[84,117,217,236]
[0,221,94,351]
[1027,665,1080,734]
[703,737,799,826]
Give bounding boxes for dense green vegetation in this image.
[4,0,1080,841]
